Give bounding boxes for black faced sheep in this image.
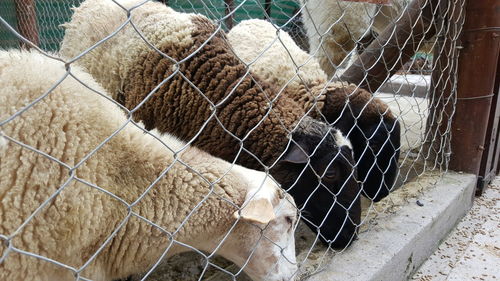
[0,50,298,281]
[59,0,361,247]
[227,19,401,202]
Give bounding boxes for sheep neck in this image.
[97,134,246,279]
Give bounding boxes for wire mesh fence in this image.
[0,0,466,280]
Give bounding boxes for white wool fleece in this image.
[60,0,197,99]
[0,50,297,281]
[228,19,327,92]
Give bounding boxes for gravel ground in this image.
[411,177,500,281]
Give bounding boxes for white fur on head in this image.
[333,129,353,150]
[226,165,298,281]
[231,165,282,224]
[249,193,298,281]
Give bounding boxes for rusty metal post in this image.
[494,57,500,176]
[14,0,39,48]
[449,0,500,175]
[340,0,438,92]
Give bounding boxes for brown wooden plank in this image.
[477,58,500,195]
[14,0,39,48]
[494,56,500,176]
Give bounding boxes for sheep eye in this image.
[324,170,337,180]
[285,216,294,225]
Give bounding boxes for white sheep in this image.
[227,19,401,202]
[299,0,410,77]
[0,50,298,281]
[228,18,329,94]
[227,19,344,101]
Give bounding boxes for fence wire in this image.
[0,0,466,280]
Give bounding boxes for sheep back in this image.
[0,50,271,280]
[60,0,303,168]
[228,19,327,91]
[227,19,392,125]
[299,0,376,76]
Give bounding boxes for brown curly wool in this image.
[285,79,394,128]
[226,19,394,127]
[286,79,327,118]
[320,83,395,125]
[122,16,302,168]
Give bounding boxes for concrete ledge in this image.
[378,74,431,98]
[307,172,476,281]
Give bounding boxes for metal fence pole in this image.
[449,0,500,176]
[13,0,39,48]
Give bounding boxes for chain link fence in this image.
[0,0,465,280]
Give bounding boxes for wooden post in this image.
[264,1,272,18]
[340,0,438,92]
[224,0,234,29]
[449,0,500,176]
[14,0,39,48]
[477,76,500,195]
[474,40,500,195]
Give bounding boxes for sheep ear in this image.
[233,198,276,224]
[281,143,309,164]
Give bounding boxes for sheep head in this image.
[272,117,361,248]
[220,166,298,281]
[319,84,401,202]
